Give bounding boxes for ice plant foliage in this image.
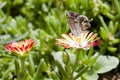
[56,32,100,50]
[4,39,34,56]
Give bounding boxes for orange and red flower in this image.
[56,32,100,50]
[4,39,34,56]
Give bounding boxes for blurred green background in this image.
[0,0,120,79]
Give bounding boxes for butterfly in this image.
[66,11,91,36]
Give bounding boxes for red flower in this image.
[4,39,34,56]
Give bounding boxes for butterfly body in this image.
[67,12,91,36]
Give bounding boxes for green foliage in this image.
[0,0,120,80]
[94,55,119,73]
[52,49,119,80]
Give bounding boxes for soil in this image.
[98,72,120,80]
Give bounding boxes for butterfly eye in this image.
[84,20,88,23]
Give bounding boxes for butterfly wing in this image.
[67,12,91,36]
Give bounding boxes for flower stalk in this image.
[18,57,25,80]
[69,49,81,80]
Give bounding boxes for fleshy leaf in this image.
[94,55,119,73]
[100,27,108,41]
[82,68,98,80]
[52,51,65,68]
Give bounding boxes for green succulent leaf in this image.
[107,46,117,53]
[108,21,114,34]
[100,27,108,41]
[82,68,98,80]
[33,59,48,80]
[94,55,119,73]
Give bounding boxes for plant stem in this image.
[18,57,25,80]
[69,49,80,80]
